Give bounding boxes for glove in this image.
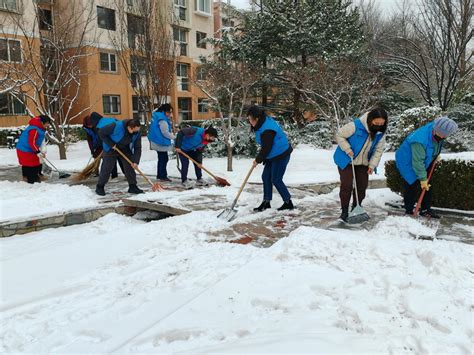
[436,155,442,162]
[420,180,430,191]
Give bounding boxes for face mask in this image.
[434,135,445,142]
[370,124,384,132]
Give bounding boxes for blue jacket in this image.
[396,122,440,184]
[148,111,172,146]
[333,119,384,170]
[17,122,46,154]
[97,118,140,153]
[255,117,289,159]
[181,127,206,151]
[84,127,100,149]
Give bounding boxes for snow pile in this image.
[0,210,472,353]
[0,181,99,222]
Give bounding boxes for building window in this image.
[195,0,210,14]
[196,31,207,49]
[174,0,186,21]
[178,97,191,121]
[97,6,116,31]
[38,8,53,30]
[0,93,26,115]
[103,95,120,114]
[196,66,206,81]
[198,98,209,113]
[0,38,21,63]
[0,0,17,12]
[176,63,189,91]
[100,52,117,72]
[173,27,188,56]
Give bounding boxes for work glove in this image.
[436,155,442,162]
[420,180,431,191]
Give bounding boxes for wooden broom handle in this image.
[177,150,218,179]
[114,147,154,187]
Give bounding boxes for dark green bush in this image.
[385,159,474,210]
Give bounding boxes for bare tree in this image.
[381,0,473,110]
[0,1,98,159]
[191,59,259,171]
[108,0,177,124]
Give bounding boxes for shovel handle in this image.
[114,147,155,188]
[231,164,255,208]
[414,160,437,216]
[177,149,218,180]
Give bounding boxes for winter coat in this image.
[334,113,386,170]
[148,111,175,150]
[16,116,47,167]
[254,116,291,162]
[176,127,208,151]
[97,118,142,163]
[396,122,441,184]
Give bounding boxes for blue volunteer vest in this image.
[255,117,290,159]
[181,127,206,151]
[395,122,440,184]
[97,118,140,153]
[17,125,46,153]
[333,119,384,170]
[148,111,172,146]
[83,127,100,149]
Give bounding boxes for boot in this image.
[95,185,106,196]
[253,200,271,212]
[128,184,144,194]
[420,209,441,219]
[339,207,349,222]
[277,200,294,211]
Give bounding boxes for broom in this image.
[72,152,103,182]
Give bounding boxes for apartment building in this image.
[0,0,215,128]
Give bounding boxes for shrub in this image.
[385,159,474,210]
[443,104,474,152]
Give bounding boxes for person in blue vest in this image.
[334,108,388,222]
[148,103,175,182]
[247,105,294,212]
[396,116,458,218]
[83,112,124,179]
[175,125,218,187]
[16,115,51,183]
[95,118,143,196]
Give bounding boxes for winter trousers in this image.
[403,179,433,213]
[338,164,369,211]
[22,164,42,184]
[157,151,169,179]
[262,154,291,202]
[97,150,137,187]
[179,150,202,183]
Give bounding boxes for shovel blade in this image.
[346,205,370,224]
[218,208,237,221]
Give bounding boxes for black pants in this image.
[157,151,169,179]
[22,165,42,184]
[97,150,137,186]
[403,179,433,213]
[179,150,202,183]
[338,164,369,211]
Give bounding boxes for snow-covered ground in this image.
[0,188,472,353]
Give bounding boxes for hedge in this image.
[385,159,474,210]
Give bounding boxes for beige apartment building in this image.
[0,0,216,128]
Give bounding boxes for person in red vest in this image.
[16,115,51,183]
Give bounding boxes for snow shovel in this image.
[346,157,369,224]
[414,160,437,217]
[177,150,230,187]
[43,156,71,179]
[114,147,164,192]
[218,164,255,221]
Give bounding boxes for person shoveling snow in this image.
[333,108,388,223]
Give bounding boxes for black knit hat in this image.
[39,115,51,124]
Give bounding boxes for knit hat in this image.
[433,116,458,137]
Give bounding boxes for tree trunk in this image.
[226,143,233,172]
[58,141,67,160]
